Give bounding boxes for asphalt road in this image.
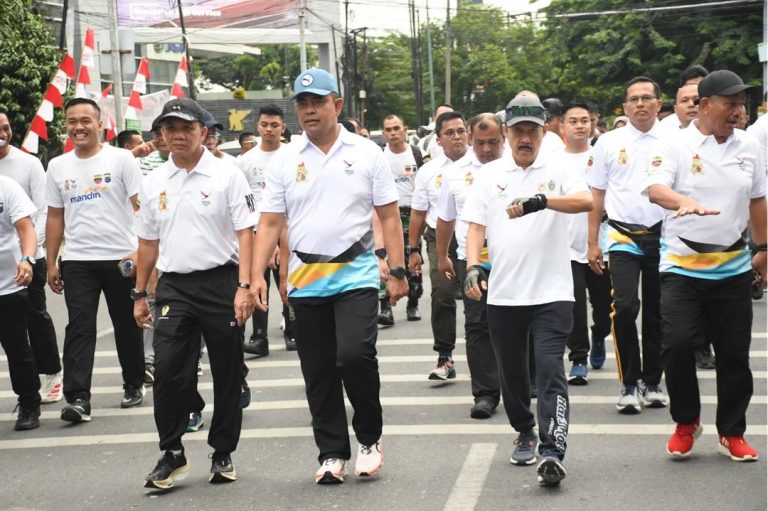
[0,276,765,511]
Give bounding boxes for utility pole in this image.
[350,27,367,120]
[444,0,451,104]
[107,0,124,132]
[344,0,351,116]
[426,0,436,117]
[177,0,196,99]
[298,0,308,71]
[59,0,69,50]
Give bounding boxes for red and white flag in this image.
[124,57,151,123]
[100,84,117,142]
[170,56,188,100]
[21,54,75,154]
[65,27,97,153]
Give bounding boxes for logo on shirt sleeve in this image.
[159,190,169,211]
[245,193,256,213]
[296,162,308,183]
[691,154,703,175]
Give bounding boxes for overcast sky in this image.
[345,0,551,36]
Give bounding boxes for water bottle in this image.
[118,259,134,277]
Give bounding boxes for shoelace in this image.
[323,457,340,466]
[360,445,373,455]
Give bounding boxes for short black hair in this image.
[238,131,256,145]
[64,97,101,116]
[258,105,284,119]
[382,114,405,126]
[660,102,674,113]
[436,103,453,111]
[679,65,709,87]
[585,100,600,115]
[341,119,357,133]
[468,113,501,134]
[0,107,8,117]
[116,129,141,148]
[561,101,592,118]
[435,111,465,136]
[625,76,661,100]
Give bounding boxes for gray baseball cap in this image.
[504,95,546,127]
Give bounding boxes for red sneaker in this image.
[718,436,759,462]
[666,419,702,457]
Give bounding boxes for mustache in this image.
[518,144,533,151]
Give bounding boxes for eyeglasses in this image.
[440,128,467,138]
[505,105,546,120]
[626,95,657,104]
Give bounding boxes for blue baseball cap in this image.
[292,68,339,99]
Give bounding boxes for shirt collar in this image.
[296,124,356,154]
[626,119,663,142]
[167,146,215,178]
[687,120,744,150]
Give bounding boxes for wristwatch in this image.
[389,266,407,279]
[237,282,251,289]
[19,255,36,266]
[405,245,421,256]
[130,288,148,300]
[374,248,387,259]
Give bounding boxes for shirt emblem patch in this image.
[159,190,169,211]
[464,171,474,187]
[496,184,507,198]
[64,179,77,191]
[548,180,556,192]
[104,173,112,183]
[343,159,355,175]
[296,162,308,183]
[537,182,546,192]
[651,155,662,167]
[618,148,628,166]
[93,174,103,185]
[435,174,443,189]
[735,156,746,172]
[691,154,703,175]
[587,155,594,167]
[200,190,211,206]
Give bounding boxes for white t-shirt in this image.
[138,148,257,273]
[555,148,593,263]
[642,124,766,280]
[411,153,454,228]
[0,146,46,258]
[462,152,589,306]
[46,145,141,261]
[0,176,37,296]
[541,130,565,155]
[436,150,490,262]
[261,127,399,298]
[659,112,683,131]
[747,114,768,175]
[383,145,418,207]
[589,121,666,255]
[237,144,285,225]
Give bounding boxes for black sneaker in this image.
[406,306,421,321]
[510,429,538,465]
[284,332,297,351]
[14,404,41,431]
[209,451,237,483]
[470,398,496,419]
[244,336,269,357]
[121,384,144,408]
[240,380,251,409]
[144,450,190,490]
[378,299,394,327]
[537,456,566,486]
[61,399,91,423]
[144,363,155,386]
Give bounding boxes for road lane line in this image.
[443,443,497,511]
[1,423,765,450]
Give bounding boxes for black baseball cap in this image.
[157,98,205,124]
[202,109,225,132]
[698,70,753,99]
[542,98,564,119]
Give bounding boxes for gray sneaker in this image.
[616,384,642,414]
[639,382,668,408]
[509,429,538,465]
[537,457,566,486]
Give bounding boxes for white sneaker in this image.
[40,372,63,404]
[354,440,383,477]
[639,382,668,408]
[315,458,346,484]
[616,384,642,414]
[280,317,286,331]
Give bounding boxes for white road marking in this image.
[3,394,764,422]
[0,423,765,451]
[443,443,497,511]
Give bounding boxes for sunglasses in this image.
[505,105,546,119]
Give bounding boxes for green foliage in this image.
[198,45,317,91]
[0,0,65,161]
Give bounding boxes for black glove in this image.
[509,193,548,215]
[464,265,488,295]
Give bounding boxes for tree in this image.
[0,0,65,161]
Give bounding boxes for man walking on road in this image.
[644,70,765,462]
[135,98,257,489]
[252,68,407,484]
[46,98,145,423]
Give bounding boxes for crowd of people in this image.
[0,63,765,491]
